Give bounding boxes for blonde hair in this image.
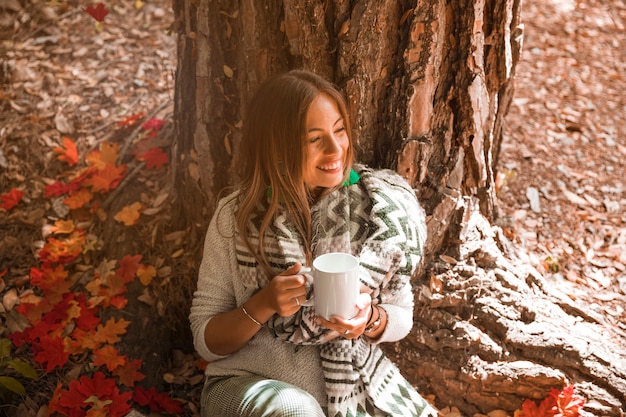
[236,70,354,278]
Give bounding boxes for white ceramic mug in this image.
[300,252,360,320]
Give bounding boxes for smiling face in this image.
[302,93,350,194]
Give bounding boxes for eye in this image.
[308,136,321,143]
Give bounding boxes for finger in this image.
[278,262,302,276]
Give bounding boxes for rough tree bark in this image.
[171,0,626,414]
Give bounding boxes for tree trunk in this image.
[171,0,626,414]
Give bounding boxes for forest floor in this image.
[0,0,625,416]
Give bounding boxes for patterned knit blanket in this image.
[236,165,436,417]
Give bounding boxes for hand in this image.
[258,263,308,317]
[316,292,372,339]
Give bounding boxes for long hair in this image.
[236,70,354,278]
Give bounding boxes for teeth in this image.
[318,162,340,170]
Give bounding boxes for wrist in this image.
[364,305,382,335]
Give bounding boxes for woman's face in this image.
[302,94,349,193]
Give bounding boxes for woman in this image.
[190,70,437,417]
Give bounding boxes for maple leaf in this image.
[551,385,585,417]
[44,180,77,197]
[83,163,126,193]
[134,386,185,413]
[112,358,145,387]
[53,137,79,166]
[33,335,69,372]
[48,219,76,235]
[136,264,156,286]
[117,254,142,282]
[30,264,68,291]
[15,292,53,325]
[64,188,94,210]
[74,294,101,330]
[517,395,557,417]
[93,345,126,371]
[0,188,25,210]
[113,202,145,226]
[93,317,130,345]
[86,142,119,170]
[117,112,145,128]
[141,118,166,132]
[83,3,109,22]
[137,147,169,169]
[54,372,132,417]
[39,230,86,264]
[30,264,72,305]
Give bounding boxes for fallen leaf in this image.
[137,264,156,286]
[0,188,25,210]
[83,3,110,22]
[53,137,79,166]
[114,202,145,226]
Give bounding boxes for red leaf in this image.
[137,147,169,169]
[0,188,25,210]
[518,396,557,417]
[33,335,69,373]
[117,112,145,128]
[551,385,585,417]
[141,118,166,131]
[83,3,110,22]
[116,254,142,282]
[54,372,132,417]
[134,386,184,413]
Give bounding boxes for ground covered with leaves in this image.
[0,0,624,416]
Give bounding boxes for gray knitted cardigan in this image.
[191,164,436,417]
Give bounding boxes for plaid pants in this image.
[201,375,326,417]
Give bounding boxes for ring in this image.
[295,297,300,307]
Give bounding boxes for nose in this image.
[322,133,342,155]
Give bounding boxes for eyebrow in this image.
[307,117,344,133]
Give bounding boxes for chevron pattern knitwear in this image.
[236,164,436,417]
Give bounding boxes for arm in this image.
[189,198,309,358]
[202,263,307,356]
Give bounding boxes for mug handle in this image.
[298,266,315,306]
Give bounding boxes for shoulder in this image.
[353,163,414,195]
[207,190,240,235]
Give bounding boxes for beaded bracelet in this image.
[241,305,262,327]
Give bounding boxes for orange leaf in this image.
[93,317,130,345]
[112,358,145,387]
[66,328,100,354]
[93,345,126,371]
[117,112,145,128]
[136,264,156,286]
[86,143,119,169]
[83,163,126,193]
[64,188,94,210]
[113,202,144,226]
[53,137,79,166]
[39,230,86,264]
[48,219,75,235]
